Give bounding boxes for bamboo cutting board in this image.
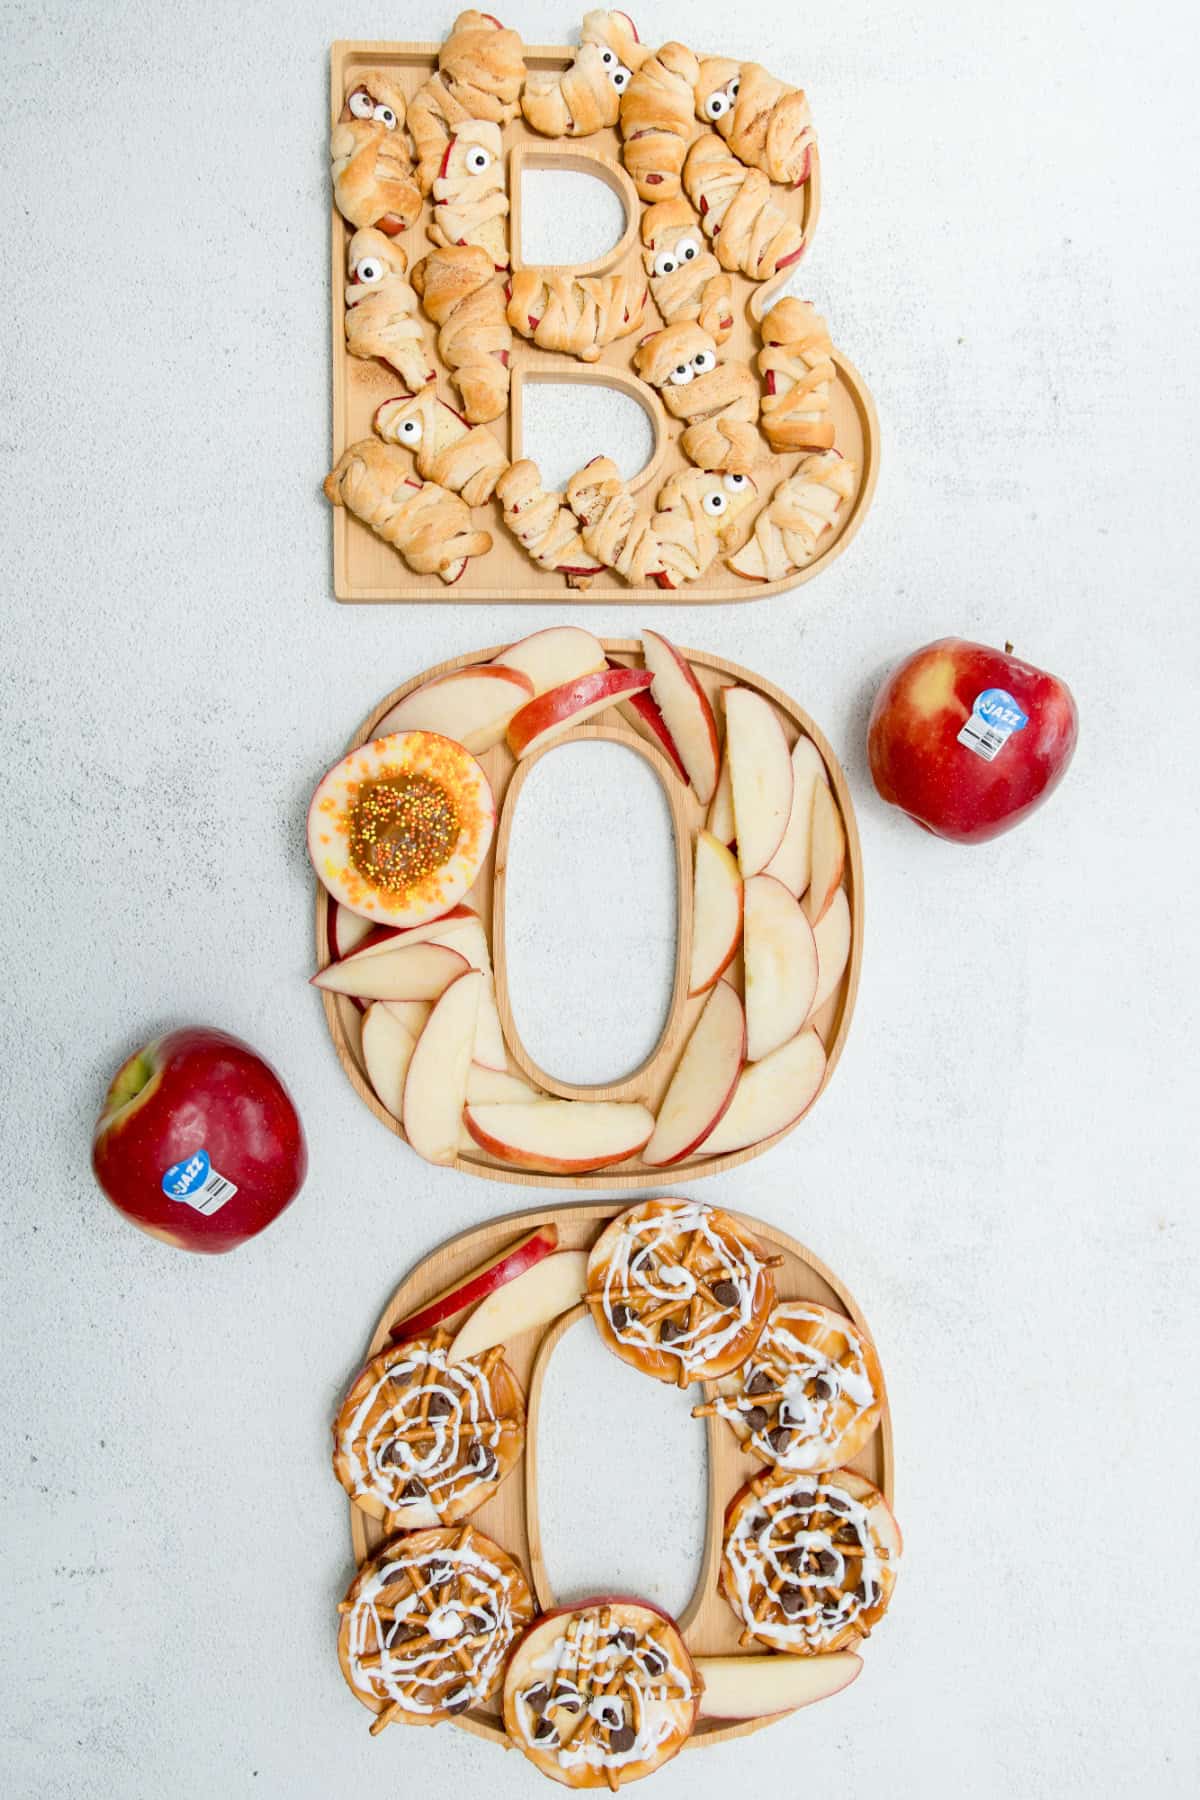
[330,39,879,602]
[341,1200,894,1752]
[314,638,863,1189]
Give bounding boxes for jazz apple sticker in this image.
[160,1148,238,1215]
[956,688,1028,763]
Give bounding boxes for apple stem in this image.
[1005,641,1014,655]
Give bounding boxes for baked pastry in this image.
[721,1466,901,1653]
[506,270,647,361]
[618,41,699,201]
[682,133,805,280]
[496,460,602,583]
[640,198,734,345]
[521,10,648,137]
[565,458,663,585]
[375,389,507,506]
[332,1328,525,1526]
[331,70,422,235]
[410,246,512,424]
[564,458,759,588]
[503,1598,699,1787]
[757,296,837,453]
[409,11,526,193]
[693,59,817,188]
[586,1198,777,1386]
[634,322,760,472]
[695,1301,884,1471]
[726,450,857,581]
[428,119,510,269]
[343,231,436,390]
[338,1525,534,1732]
[324,439,493,585]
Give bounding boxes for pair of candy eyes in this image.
[703,473,751,514]
[702,76,741,121]
[348,90,398,128]
[597,47,633,90]
[667,350,717,384]
[652,238,701,278]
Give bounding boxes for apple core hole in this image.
[519,167,626,268]
[503,740,676,1087]
[534,1311,706,1616]
[519,381,654,494]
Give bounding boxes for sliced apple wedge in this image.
[448,1249,589,1363]
[360,1001,421,1119]
[643,980,745,1167]
[809,992,841,1048]
[328,901,374,962]
[382,998,431,1037]
[640,629,720,803]
[706,754,736,845]
[506,666,653,760]
[764,736,829,898]
[465,1064,543,1104]
[329,905,477,965]
[464,1099,654,1172]
[425,914,506,1071]
[390,1221,560,1340]
[312,941,470,1002]
[804,781,846,925]
[810,885,852,1018]
[696,1025,826,1156]
[402,970,483,1165]
[373,664,534,755]
[695,1652,861,1720]
[616,673,690,783]
[744,874,819,1062]
[724,687,793,876]
[492,626,607,696]
[689,830,744,996]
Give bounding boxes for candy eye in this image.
[373,104,397,129]
[398,417,422,444]
[610,63,631,91]
[704,91,729,120]
[668,363,694,386]
[691,349,717,375]
[355,257,384,283]
[728,76,741,100]
[653,250,679,277]
[676,235,699,262]
[599,47,616,66]
[702,491,729,515]
[723,472,749,492]
[348,89,374,119]
[466,145,492,173]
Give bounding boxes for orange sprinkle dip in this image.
[348,772,460,894]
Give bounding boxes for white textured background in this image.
[2,0,1199,1795]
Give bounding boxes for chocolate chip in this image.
[712,1279,740,1308]
[811,1376,832,1400]
[822,1605,843,1624]
[767,1425,791,1453]
[426,1393,452,1419]
[825,1493,849,1514]
[641,1646,667,1677]
[613,1629,636,1651]
[608,1724,636,1754]
[387,1621,420,1645]
[553,1686,582,1713]
[778,1584,805,1615]
[380,1439,406,1466]
[524,1684,550,1717]
[610,1303,633,1330]
[470,1443,497,1479]
[429,1564,453,1586]
[744,1405,768,1432]
[858,1578,880,1606]
[401,1476,427,1499]
[815,1549,838,1576]
[786,1548,807,1574]
[746,1370,774,1397]
[533,1717,558,1743]
[659,1318,683,1343]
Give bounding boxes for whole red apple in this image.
[867,637,1078,843]
[92,1027,307,1253]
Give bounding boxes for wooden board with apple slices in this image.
[341,1200,894,1754]
[330,36,878,603]
[312,631,863,1190]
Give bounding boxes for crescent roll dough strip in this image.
[726,450,857,582]
[635,321,761,472]
[506,270,647,362]
[324,438,492,585]
[757,297,837,453]
[683,133,805,280]
[522,10,649,137]
[496,459,602,583]
[641,197,735,345]
[331,71,421,234]
[619,41,700,201]
[694,58,817,188]
[409,11,527,193]
[428,119,510,268]
[565,458,664,585]
[411,246,512,425]
[375,390,507,507]
[343,231,436,391]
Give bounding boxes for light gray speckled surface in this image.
[2,2,1199,1795]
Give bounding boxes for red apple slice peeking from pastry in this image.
[506,667,653,759]
[723,688,793,876]
[763,736,829,898]
[809,886,851,1018]
[360,1001,421,1118]
[464,1099,655,1171]
[312,941,470,1002]
[490,626,607,696]
[373,664,534,755]
[640,630,720,804]
[643,979,745,1166]
[390,1221,560,1340]
[695,1025,826,1156]
[688,830,744,996]
[743,874,819,1061]
[448,1248,590,1363]
[402,969,483,1165]
[695,1652,862,1720]
[804,779,846,925]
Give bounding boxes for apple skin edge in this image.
[867,637,1079,843]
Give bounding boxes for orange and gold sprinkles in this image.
[307,729,495,929]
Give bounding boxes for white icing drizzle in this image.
[724,1473,890,1652]
[714,1301,878,1471]
[600,1201,769,1377]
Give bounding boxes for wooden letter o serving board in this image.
[314,638,863,1190]
[342,1201,894,1753]
[330,39,879,603]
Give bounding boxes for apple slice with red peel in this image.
[506,667,653,760]
[614,665,690,783]
[804,780,846,925]
[695,1652,861,1720]
[390,1221,560,1340]
[707,754,735,844]
[689,830,743,996]
[382,998,431,1038]
[744,874,819,1062]
[764,736,829,898]
[465,1064,542,1104]
[809,886,851,1018]
[464,1099,654,1172]
[330,905,476,963]
[373,665,534,755]
[424,914,506,1071]
[640,629,720,803]
[328,902,374,963]
[402,970,483,1164]
[809,992,841,1047]
[448,1249,589,1363]
[360,1001,421,1119]
[696,1025,826,1156]
[312,941,469,1002]
[643,980,745,1166]
[724,687,793,875]
[491,626,606,696]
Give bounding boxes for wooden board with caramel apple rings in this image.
[311,629,862,1189]
[334,1199,896,1766]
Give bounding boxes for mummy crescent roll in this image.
[409,11,527,193]
[331,70,422,235]
[757,296,838,454]
[683,132,806,280]
[411,246,513,424]
[634,322,761,472]
[521,10,649,137]
[619,41,700,201]
[725,449,858,582]
[343,230,436,391]
[324,440,493,586]
[374,389,508,507]
[641,197,735,345]
[506,269,648,361]
[428,119,510,269]
[694,58,817,188]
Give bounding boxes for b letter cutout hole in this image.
[516,166,628,268]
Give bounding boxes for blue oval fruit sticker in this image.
[161,1149,238,1215]
[957,688,1029,763]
